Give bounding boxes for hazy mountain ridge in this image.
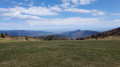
[0,30,99,38]
[0,30,54,37]
[61,30,99,38]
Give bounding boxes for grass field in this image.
[0,40,120,67]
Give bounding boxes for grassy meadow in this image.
[0,40,120,67]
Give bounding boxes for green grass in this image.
[0,40,120,67]
[98,36,120,40]
[0,37,39,42]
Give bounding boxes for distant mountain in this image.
[61,30,99,38]
[0,30,99,38]
[86,27,120,39]
[0,30,54,37]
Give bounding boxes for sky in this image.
[0,0,120,32]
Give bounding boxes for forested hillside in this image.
[86,27,120,39]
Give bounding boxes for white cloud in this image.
[79,0,95,5]
[92,10,105,16]
[50,5,62,12]
[0,17,120,31]
[64,8,105,16]
[1,11,40,20]
[72,0,79,3]
[65,8,91,13]
[26,17,120,31]
[18,3,23,5]
[41,2,45,6]
[0,0,105,20]
[0,6,60,16]
[23,6,58,15]
[0,6,105,20]
[112,13,120,16]
[23,17,119,32]
[0,0,118,31]
[60,2,71,8]
[0,6,59,20]
[61,0,96,8]
[27,17,100,26]
[114,19,120,22]
[1,18,11,20]
[0,8,8,12]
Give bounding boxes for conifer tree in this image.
[5,32,8,36]
[1,33,5,38]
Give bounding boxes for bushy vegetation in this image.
[76,37,85,40]
[76,27,120,40]
[40,35,68,40]
[0,32,68,41]
[0,33,5,38]
[0,33,8,38]
[88,27,120,39]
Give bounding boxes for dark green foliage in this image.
[76,38,85,40]
[86,27,120,39]
[40,35,67,40]
[1,33,5,38]
[5,32,8,36]
[25,36,29,40]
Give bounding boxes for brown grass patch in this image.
[8,46,20,48]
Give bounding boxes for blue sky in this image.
[0,0,120,32]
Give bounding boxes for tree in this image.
[5,32,8,36]
[1,33,5,38]
[25,36,29,41]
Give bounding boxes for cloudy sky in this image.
[0,0,120,32]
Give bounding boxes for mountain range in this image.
[61,30,99,38]
[0,30,99,38]
[0,30,54,37]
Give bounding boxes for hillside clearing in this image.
[0,40,120,67]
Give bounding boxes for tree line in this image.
[0,32,69,41]
[0,33,8,38]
